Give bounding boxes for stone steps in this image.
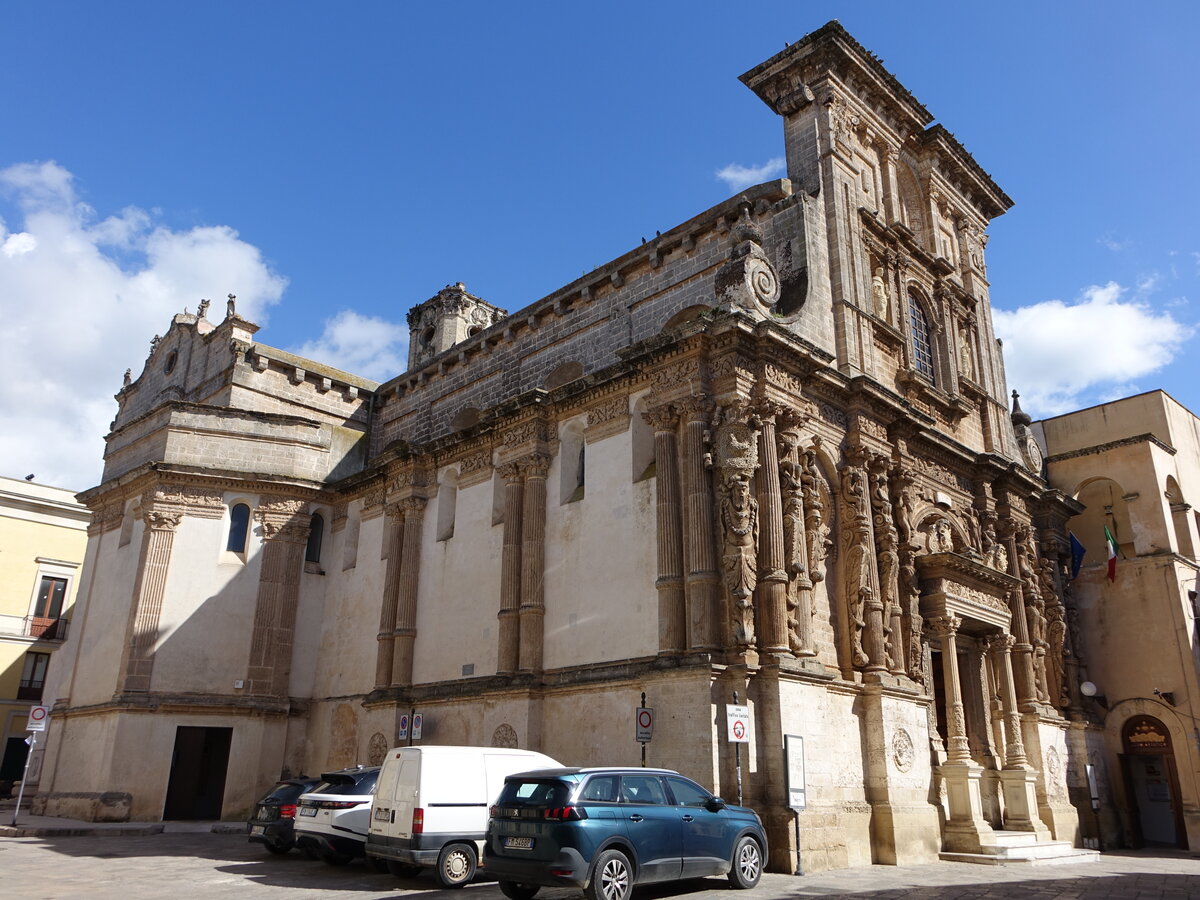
[940,832,1101,866]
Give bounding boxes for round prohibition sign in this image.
[637,709,653,730]
[731,720,746,740]
[29,707,47,723]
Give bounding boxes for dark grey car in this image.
[484,767,766,900]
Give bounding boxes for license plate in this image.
[504,836,533,850]
[250,825,266,835]
[300,807,317,816]
[373,807,390,821]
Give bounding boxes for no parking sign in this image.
[26,705,48,732]
[726,704,750,743]
[635,707,654,742]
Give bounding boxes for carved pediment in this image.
[916,551,1019,631]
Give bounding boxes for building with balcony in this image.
[0,475,89,792]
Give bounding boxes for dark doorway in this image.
[1,737,29,784]
[1119,715,1186,848]
[162,726,232,820]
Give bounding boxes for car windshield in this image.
[497,777,577,806]
[260,781,313,804]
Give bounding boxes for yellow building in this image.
[0,475,89,792]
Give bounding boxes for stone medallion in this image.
[892,727,914,772]
[492,723,518,748]
[367,731,388,766]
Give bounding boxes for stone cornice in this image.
[1044,432,1175,464]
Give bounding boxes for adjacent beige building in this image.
[0,476,89,792]
[38,23,1094,869]
[1038,390,1200,850]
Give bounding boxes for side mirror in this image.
[705,796,727,813]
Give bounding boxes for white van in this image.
[366,745,560,887]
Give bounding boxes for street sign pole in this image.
[640,693,647,767]
[11,731,36,828]
[732,691,742,807]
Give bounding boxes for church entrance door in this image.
[1120,715,1185,848]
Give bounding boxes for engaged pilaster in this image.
[753,406,789,656]
[121,508,182,692]
[375,503,405,689]
[496,463,524,675]
[646,405,686,655]
[247,497,311,697]
[391,496,427,687]
[680,397,720,651]
[518,454,549,674]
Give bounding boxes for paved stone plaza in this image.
[2,830,1199,899]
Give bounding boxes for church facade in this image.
[38,23,1090,870]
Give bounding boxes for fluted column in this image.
[247,500,311,697]
[496,463,524,675]
[680,398,720,651]
[121,508,182,692]
[375,503,405,689]
[391,496,427,687]
[932,615,971,763]
[754,411,789,656]
[647,406,686,655]
[518,455,549,674]
[987,634,1029,768]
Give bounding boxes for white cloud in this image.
[0,161,288,490]
[994,281,1195,416]
[715,157,786,192]
[290,310,408,383]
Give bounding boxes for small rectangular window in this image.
[18,651,50,701]
[35,577,67,619]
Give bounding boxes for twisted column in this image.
[391,496,427,687]
[518,455,549,674]
[121,508,182,692]
[647,406,686,655]
[931,615,971,763]
[375,503,405,689]
[496,463,524,675]
[680,398,720,651]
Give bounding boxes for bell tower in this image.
[406,282,507,370]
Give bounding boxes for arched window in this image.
[227,503,251,553]
[305,513,324,563]
[908,290,935,380]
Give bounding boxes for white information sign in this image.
[635,707,654,742]
[397,714,410,741]
[726,704,750,743]
[412,714,423,741]
[785,734,807,810]
[26,705,49,732]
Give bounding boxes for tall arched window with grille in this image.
[908,290,935,381]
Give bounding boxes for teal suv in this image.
[484,767,766,900]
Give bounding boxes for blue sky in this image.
[2,1,1197,489]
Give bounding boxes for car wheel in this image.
[436,842,477,888]
[584,849,633,900]
[320,849,353,866]
[728,836,762,889]
[387,861,422,878]
[263,842,291,855]
[498,881,541,900]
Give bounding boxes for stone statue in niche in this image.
[959,326,974,381]
[840,460,871,668]
[890,466,917,550]
[779,457,809,655]
[877,529,901,670]
[801,444,830,583]
[901,551,924,682]
[871,268,890,321]
[1046,602,1068,707]
[719,470,759,648]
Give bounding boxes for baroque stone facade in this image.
[37,22,1087,869]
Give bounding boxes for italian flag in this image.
[1104,525,1118,582]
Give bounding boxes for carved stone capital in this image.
[398,496,427,516]
[642,405,679,433]
[143,509,183,532]
[517,453,552,479]
[929,614,962,639]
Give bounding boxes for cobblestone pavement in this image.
[3,830,1199,900]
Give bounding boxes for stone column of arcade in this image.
[989,633,1051,838]
[932,614,993,852]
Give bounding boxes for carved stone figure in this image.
[226,293,237,318]
[197,298,210,320]
[719,471,759,647]
[877,530,901,670]
[871,267,890,320]
[780,459,807,577]
[122,368,132,388]
[958,326,974,381]
[801,444,829,583]
[840,459,871,667]
[890,466,917,549]
[925,518,954,553]
[1046,604,1068,708]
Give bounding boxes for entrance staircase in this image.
[940,831,1101,866]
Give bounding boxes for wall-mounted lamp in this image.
[1081,681,1108,710]
[1154,689,1177,707]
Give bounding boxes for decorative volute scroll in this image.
[713,205,784,321]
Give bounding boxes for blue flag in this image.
[1069,532,1086,581]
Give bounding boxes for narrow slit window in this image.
[305,513,324,563]
[227,503,251,553]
